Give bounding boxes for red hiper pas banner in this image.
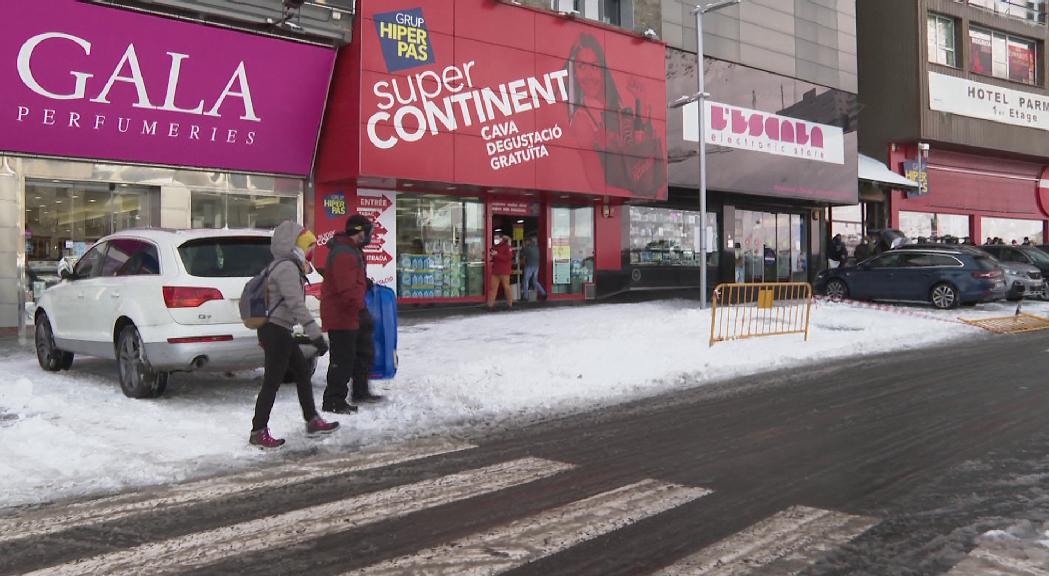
[339,0,667,200]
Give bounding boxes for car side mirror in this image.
[59,269,75,281]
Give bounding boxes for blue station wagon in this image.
[815,248,1006,309]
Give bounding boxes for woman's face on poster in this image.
[575,46,603,99]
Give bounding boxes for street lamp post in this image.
[689,0,741,309]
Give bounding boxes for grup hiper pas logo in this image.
[373,8,434,72]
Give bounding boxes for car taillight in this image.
[305,282,323,299]
[163,286,224,308]
[167,335,234,344]
[971,270,1002,279]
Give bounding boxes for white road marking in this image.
[345,479,712,576]
[945,543,1049,575]
[26,457,572,576]
[0,437,472,544]
[653,505,879,575]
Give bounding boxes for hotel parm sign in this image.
[354,0,669,200]
[683,101,845,164]
[1,0,334,176]
[929,71,1049,131]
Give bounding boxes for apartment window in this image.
[967,0,1046,25]
[554,0,627,27]
[970,26,1039,84]
[927,14,958,67]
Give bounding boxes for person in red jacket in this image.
[487,234,513,310]
[321,214,383,415]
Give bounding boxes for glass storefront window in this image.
[396,195,485,298]
[899,211,969,242]
[831,204,863,255]
[981,217,1044,244]
[733,209,807,283]
[25,180,159,266]
[551,206,595,295]
[191,191,298,229]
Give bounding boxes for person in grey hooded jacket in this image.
[250,220,339,449]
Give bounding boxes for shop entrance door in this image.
[734,209,807,283]
[491,213,541,302]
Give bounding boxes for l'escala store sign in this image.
[929,71,1049,131]
[683,100,845,165]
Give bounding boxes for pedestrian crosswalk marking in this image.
[945,542,1049,575]
[0,437,473,545]
[25,456,569,576]
[344,479,712,576]
[653,506,878,575]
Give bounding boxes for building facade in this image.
[623,0,859,293]
[859,0,1049,246]
[0,0,343,329]
[314,0,668,303]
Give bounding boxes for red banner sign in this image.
[348,0,667,200]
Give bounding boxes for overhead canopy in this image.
[858,153,920,190]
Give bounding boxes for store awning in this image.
[858,153,920,190]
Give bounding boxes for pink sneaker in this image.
[306,416,340,437]
[249,428,285,449]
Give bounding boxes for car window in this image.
[868,253,903,268]
[73,243,106,279]
[972,255,998,271]
[178,237,273,278]
[103,239,161,276]
[904,253,959,267]
[1023,247,1049,265]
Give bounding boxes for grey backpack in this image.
[239,260,287,329]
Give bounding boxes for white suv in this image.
[33,229,322,398]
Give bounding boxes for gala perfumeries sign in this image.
[2,0,335,176]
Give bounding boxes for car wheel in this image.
[117,325,168,398]
[35,313,73,372]
[930,282,959,310]
[825,279,849,301]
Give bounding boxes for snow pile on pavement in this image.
[1,298,1047,507]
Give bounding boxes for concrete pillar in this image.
[160,186,192,229]
[0,158,22,329]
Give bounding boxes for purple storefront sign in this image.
[1,0,335,176]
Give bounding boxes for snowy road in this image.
[1,318,1048,575]
[1,298,1049,508]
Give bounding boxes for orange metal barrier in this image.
[710,282,813,346]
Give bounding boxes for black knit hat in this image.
[345,214,372,235]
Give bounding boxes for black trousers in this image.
[253,322,318,432]
[324,313,375,405]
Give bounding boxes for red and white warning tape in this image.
[811,295,970,326]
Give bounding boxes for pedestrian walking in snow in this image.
[829,234,847,269]
[520,236,546,302]
[250,221,339,449]
[322,214,384,413]
[487,234,513,309]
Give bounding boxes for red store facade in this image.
[313,0,667,304]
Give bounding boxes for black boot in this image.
[351,392,385,404]
[321,401,359,415]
